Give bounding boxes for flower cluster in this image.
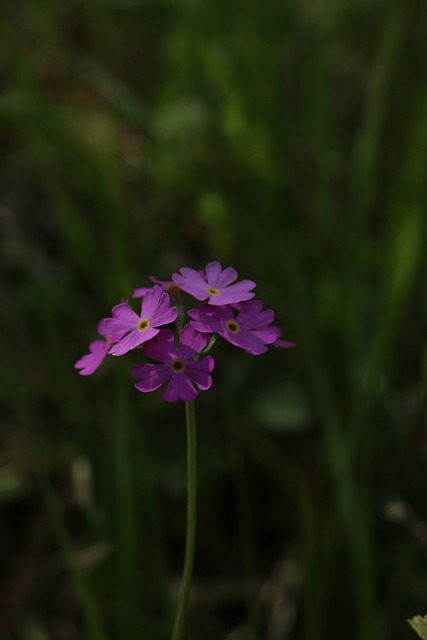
[75,262,294,401]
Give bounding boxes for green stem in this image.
[171,401,197,640]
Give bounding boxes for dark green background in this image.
[1,0,427,638]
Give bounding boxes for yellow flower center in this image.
[226,320,240,334]
[137,319,150,332]
[171,358,185,373]
[207,287,220,296]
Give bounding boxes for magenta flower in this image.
[104,285,178,356]
[188,300,278,355]
[133,276,181,299]
[74,319,125,376]
[131,325,214,402]
[172,261,256,306]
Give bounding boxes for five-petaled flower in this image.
[172,261,256,306]
[188,300,278,355]
[104,285,178,356]
[131,325,214,402]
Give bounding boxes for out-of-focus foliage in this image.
[408,615,427,640]
[1,0,426,639]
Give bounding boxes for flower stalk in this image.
[172,400,197,640]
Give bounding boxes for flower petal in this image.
[143,329,177,362]
[188,305,229,334]
[205,261,223,287]
[162,375,198,402]
[208,280,256,306]
[140,285,162,317]
[273,339,296,348]
[221,328,269,355]
[74,340,109,375]
[161,377,181,402]
[185,357,214,390]
[177,375,199,401]
[150,294,178,327]
[174,267,207,287]
[270,326,296,348]
[133,363,171,392]
[177,324,210,360]
[98,318,126,344]
[217,266,238,288]
[97,318,110,339]
[104,303,140,333]
[109,327,159,356]
[172,268,209,299]
[234,301,263,324]
[251,328,278,344]
[238,305,275,329]
[132,287,151,298]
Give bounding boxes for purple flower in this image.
[104,285,178,356]
[74,319,125,376]
[133,276,181,299]
[188,300,278,355]
[131,325,214,402]
[172,261,256,306]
